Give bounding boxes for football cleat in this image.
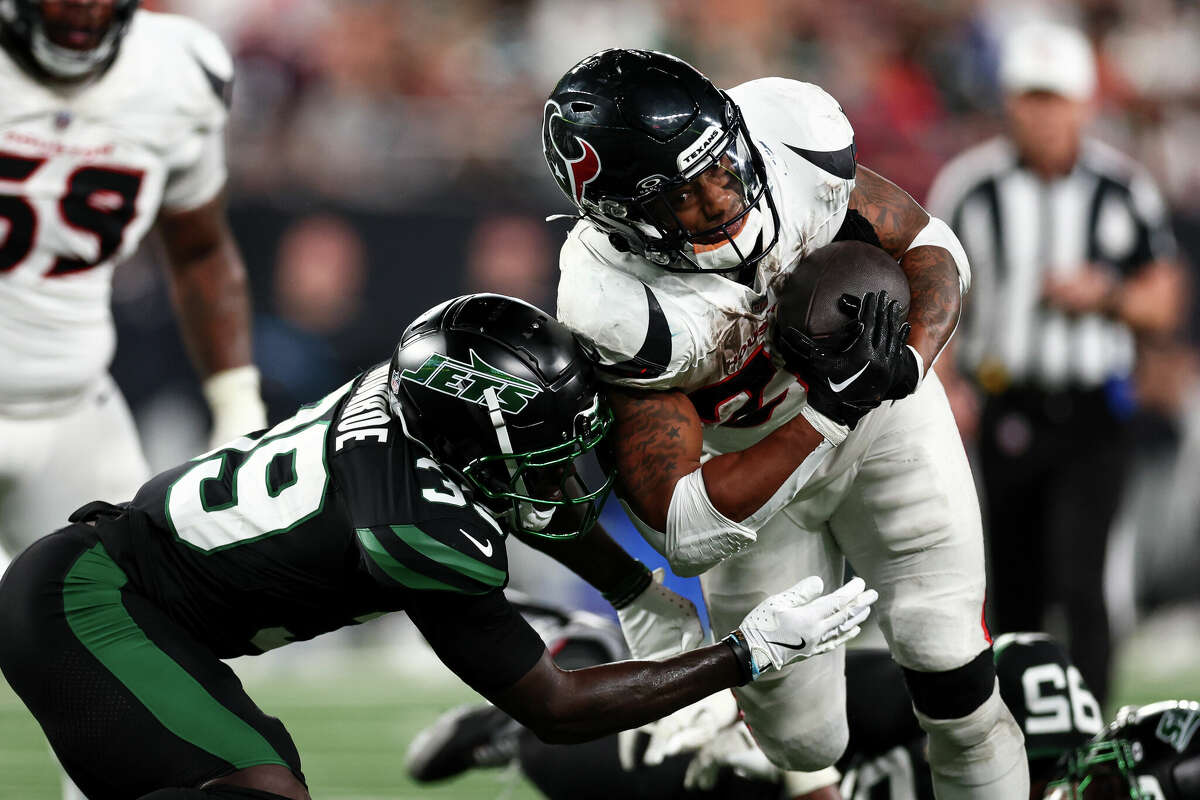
[405,703,522,783]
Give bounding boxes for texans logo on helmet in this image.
[543,100,602,206]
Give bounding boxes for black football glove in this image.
[836,294,922,401]
[883,344,921,401]
[777,291,911,427]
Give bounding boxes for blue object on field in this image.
[574,503,710,637]
[1104,374,1136,420]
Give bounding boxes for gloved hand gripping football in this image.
[777,290,911,428]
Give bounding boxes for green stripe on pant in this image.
[62,542,287,770]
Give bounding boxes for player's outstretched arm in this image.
[487,577,876,745]
[159,192,267,442]
[607,386,824,530]
[849,165,965,379]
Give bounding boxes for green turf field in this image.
[4,620,1200,800]
[0,646,542,800]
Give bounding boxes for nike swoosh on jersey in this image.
[782,142,857,180]
[193,51,232,108]
[828,362,870,393]
[765,637,807,650]
[460,529,494,558]
[598,283,672,380]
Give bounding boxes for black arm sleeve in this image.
[833,207,885,249]
[405,588,546,695]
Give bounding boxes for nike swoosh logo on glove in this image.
[765,637,806,650]
[828,363,870,393]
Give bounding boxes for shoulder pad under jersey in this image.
[731,78,856,180]
[556,223,698,389]
[126,11,233,131]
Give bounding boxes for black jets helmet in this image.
[542,48,780,276]
[0,0,139,81]
[1045,700,1200,800]
[387,293,614,539]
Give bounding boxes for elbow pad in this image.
[664,443,835,576]
[665,469,757,578]
[907,215,971,295]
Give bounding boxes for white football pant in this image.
[0,374,149,561]
[700,372,1029,798]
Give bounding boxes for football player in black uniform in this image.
[1045,700,1200,800]
[0,294,876,800]
[407,629,1123,800]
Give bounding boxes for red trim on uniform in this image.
[981,596,992,645]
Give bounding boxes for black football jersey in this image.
[839,634,1102,800]
[101,364,533,677]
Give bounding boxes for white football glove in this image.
[732,576,877,678]
[641,689,739,767]
[616,690,739,773]
[616,567,705,661]
[204,365,268,448]
[684,720,782,791]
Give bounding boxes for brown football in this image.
[776,240,910,344]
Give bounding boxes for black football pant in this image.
[979,386,1130,705]
[0,524,304,800]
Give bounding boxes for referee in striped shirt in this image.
[928,21,1186,705]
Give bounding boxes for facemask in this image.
[688,204,769,272]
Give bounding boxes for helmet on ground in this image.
[1045,701,1200,800]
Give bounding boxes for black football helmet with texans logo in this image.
[542,48,779,275]
[0,0,139,81]
[1044,701,1200,800]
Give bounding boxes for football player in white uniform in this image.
[0,0,266,564]
[544,50,1027,799]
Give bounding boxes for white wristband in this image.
[799,403,849,446]
[907,344,926,386]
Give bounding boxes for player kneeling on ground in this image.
[0,294,876,800]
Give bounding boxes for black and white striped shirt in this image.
[928,136,1175,390]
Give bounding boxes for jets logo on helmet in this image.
[543,100,602,207]
[1156,708,1200,753]
[401,350,542,415]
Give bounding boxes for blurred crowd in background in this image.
[111,0,1200,663]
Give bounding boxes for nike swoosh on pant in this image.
[828,362,870,393]
[460,529,493,558]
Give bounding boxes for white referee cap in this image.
[1000,21,1097,101]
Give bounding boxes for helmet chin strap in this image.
[689,205,768,272]
[484,388,554,532]
[30,23,119,80]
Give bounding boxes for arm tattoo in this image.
[848,165,928,256]
[605,387,701,529]
[850,164,961,365]
[902,245,961,365]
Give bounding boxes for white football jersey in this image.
[557,78,856,454]
[0,11,231,415]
